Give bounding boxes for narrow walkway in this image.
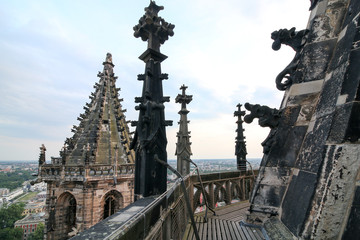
[183,202,269,240]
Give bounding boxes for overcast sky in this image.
[0,0,310,161]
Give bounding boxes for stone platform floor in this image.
[183,201,269,240]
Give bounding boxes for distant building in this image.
[0,188,10,197]
[36,191,47,200]
[15,213,45,240]
[3,188,23,202]
[29,182,46,192]
[23,200,46,215]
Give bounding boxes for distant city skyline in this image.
[0,1,310,161]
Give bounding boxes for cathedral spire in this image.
[175,85,193,176]
[234,104,247,171]
[62,53,134,165]
[131,1,174,199]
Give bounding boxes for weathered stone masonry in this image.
[247,0,360,239]
[35,54,135,240]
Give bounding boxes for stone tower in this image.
[36,53,135,240]
[175,85,193,176]
[245,1,360,239]
[234,104,247,172]
[131,1,174,199]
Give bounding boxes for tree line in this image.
[0,170,36,191]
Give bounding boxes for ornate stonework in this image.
[35,53,135,239]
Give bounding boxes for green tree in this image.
[0,170,35,190]
[0,203,25,240]
[27,223,44,240]
[0,203,25,229]
[0,227,23,240]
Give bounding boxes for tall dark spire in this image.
[234,104,247,171]
[131,1,174,199]
[175,85,193,176]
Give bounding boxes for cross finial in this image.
[180,84,188,95]
[134,1,175,51]
[40,144,46,154]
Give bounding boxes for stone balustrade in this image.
[190,171,256,211]
[40,164,135,181]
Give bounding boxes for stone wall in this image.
[45,176,133,239]
[248,0,360,238]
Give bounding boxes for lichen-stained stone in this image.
[295,114,332,173]
[328,24,356,71]
[267,126,307,168]
[314,64,347,118]
[343,186,360,239]
[352,26,360,50]
[307,0,347,42]
[345,101,360,142]
[328,101,360,143]
[341,0,360,28]
[308,145,360,239]
[341,48,360,101]
[328,102,353,142]
[253,184,287,208]
[298,39,337,82]
[281,170,318,236]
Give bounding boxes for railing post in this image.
[225,180,231,204]
[189,177,194,212]
[241,177,246,201]
[208,183,215,209]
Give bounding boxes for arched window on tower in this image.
[56,192,77,239]
[102,190,123,220]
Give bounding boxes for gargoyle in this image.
[244,103,282,154]
[244,103,281,129]
[271,27,309,90]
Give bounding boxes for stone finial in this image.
[175,84,193,107]
[132,2,173,198]
[234,104,247,171]
[105,53,113,64]
[133,1,175,51]
[175,84,192,176]
[39,144,46,165]
[61,144,67,165]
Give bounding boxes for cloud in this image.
[0,0,311,161]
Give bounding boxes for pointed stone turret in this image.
[64,53,134,165]
[131,1,174,199]
[37,53,136,239]
[175,85,193,176]
[234,104,247,171]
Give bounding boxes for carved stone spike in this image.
[271,27,309,90]
[234,104,247,171]
[175,85,192,176]
[39,144,46,166]
[105,53,112,64]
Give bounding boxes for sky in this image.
[0,0,311,161]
